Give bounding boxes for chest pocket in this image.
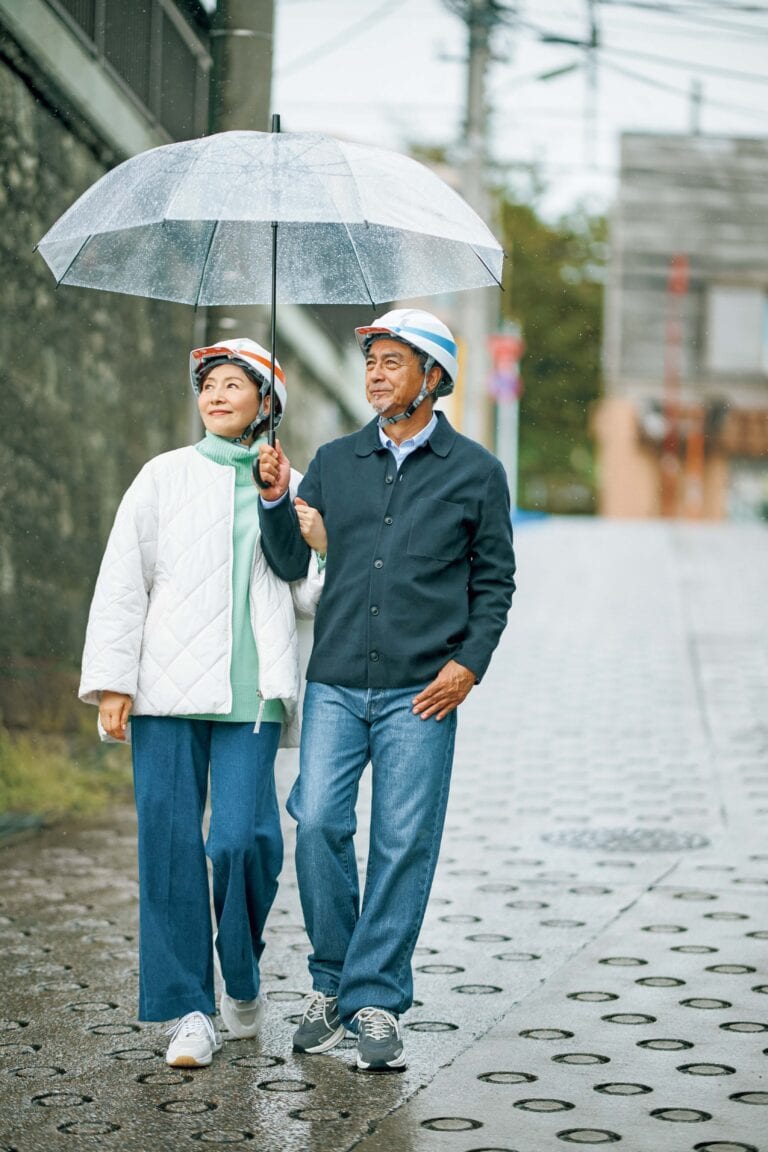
[406,497,466,562]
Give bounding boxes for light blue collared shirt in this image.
[379,413,438,470]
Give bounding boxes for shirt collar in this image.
[355,410,456,458]
[378,413,437,453]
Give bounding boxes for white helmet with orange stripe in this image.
[189,338,287,441]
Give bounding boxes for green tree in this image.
[500,200,605,512]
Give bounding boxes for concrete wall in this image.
[0,65,196,729]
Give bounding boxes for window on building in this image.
[706,286,768,374]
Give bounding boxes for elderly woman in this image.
[79,339,324,1068]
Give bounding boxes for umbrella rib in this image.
[53,234,93,286]
[471,244,504,289]
[341,221,377,307]
[194,220,221,309]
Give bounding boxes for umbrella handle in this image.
[252,457,272,490]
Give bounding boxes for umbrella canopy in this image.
[37,130,503,307]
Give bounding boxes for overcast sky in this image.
[255,0,768,220]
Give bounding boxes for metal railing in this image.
[47,0,211,141]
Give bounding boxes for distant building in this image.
[595,131,768,521]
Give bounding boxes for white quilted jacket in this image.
[79,446,321,747]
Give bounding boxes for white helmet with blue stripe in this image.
[355,309,458,405]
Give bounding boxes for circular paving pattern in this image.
[541,828,710,852]
[521,1029,574,1041]
[405,1021,458,1032]
[421,1117,483,1131]
[515,1099,574,1113]
[478,1072,537,1085]
[256,1079,314,1094]
[556,1129,622,1144]
[650,1107,712,1122]
[568,992,618,1003]
[57,1121,120,1136]
[189,1130,254,1143]
[678,1063,736,1076]
[637,1038,694,1051]
[552,1053,610,1066]
[594,1082,653,1096]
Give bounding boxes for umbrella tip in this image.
[271,113,281,134]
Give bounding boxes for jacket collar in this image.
[354,410,455,458]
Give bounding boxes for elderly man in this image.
[257,308,515,1072]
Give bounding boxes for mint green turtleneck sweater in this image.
[187,432,283,725]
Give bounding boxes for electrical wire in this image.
[276,0,410,75]
[598,56,768,121]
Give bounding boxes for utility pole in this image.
[585,0,599,167]
[445,0,506,447]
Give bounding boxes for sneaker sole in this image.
[355,1055,406,1073]
[293,1024,346,1054]
[166,1053,214,1068]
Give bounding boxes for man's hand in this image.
[412,660,476,721]
[294,497,327,553]
[257,439,291,501]
[99,690,133,741]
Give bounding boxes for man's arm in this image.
[257,440,322,582]
[455,460,516,680]
[412,461,516,721]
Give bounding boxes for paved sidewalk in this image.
[1,519,766,1152]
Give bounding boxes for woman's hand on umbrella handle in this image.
[256,439,290,500]
[99,690,133,741]
[294,497,327,553]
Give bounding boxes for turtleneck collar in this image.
[196,431,266,485]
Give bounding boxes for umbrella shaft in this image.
[269,219,277,448]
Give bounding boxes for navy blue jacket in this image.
[259,412,516,689]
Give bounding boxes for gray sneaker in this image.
[353,1007,406,1072]
[292,992,345,1054]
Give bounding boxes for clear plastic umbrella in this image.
[38,128,502,305]
[37,123,503,440]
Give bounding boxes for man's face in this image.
[364,338,431,420]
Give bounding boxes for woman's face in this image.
[197,363,268,441]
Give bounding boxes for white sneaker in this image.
[219,991,265,1039]
[164,1011,222,1067]
[213,933,265,1040]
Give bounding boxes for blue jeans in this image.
[287,682,457,1025]
[131,716,282,1021]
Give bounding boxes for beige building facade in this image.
[595,132,768,521]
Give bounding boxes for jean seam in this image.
[392,715,456,996]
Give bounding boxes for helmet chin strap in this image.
[377,357,436,427]
[231,393,271,444]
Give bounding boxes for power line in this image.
[276,0,409,75]
[512,13,768,85]
[598,56,768,121]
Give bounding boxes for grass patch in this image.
[0,724,132,819]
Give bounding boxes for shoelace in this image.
[303,992,335,1023]
[164,1011,216,1042]
[354,1008,398,1040]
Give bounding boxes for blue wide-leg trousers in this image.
[131,716,282,1021]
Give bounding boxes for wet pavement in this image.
[1,518,767,1152]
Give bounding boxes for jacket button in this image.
[384,516,393,525]
[374,559,383,568]
[385,475,394,484]
[370,651,379,661]
[370,605,379,615]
